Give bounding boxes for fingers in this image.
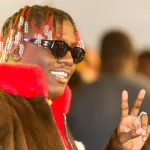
[141,113,149,141]
[119,127,150,144]
[119,89,148,145]
[120,114,149,143]
[121,90,129,118]
[130,89,146,117]
[145,126,150,141]
[132,118,141,129]
[119,128,144,143]
[132,112,147,129]
[141,113,148,130]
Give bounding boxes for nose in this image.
[57,51,74,66]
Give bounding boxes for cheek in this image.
[31,53,51,68]
[32,55,46,67]
[36,56,50,72]
[22,53,48,71]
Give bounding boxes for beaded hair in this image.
[0,5,84,62]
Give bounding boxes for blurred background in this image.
[3,1,150,149]
[1,0,150,51]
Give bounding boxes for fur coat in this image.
[0,63,77,150]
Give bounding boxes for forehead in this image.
[56,20,76,46]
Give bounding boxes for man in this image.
[0,5,85,150]
[0,6,149,150]
[135,50,150,91]
[68,30,150,150]
[137,50,150,80]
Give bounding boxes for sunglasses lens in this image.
[40,39,85,64]
[51,41,68,58]
[71,47,85,64]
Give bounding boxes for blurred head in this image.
[99,30,136,76]
[1,5,85,99]
[137,50,150,78]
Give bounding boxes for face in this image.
[140,61,150,78]
[21,20,76,99]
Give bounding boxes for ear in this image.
[10,44,24,61]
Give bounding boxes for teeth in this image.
[56,75,65,79]
[50,71,68,77]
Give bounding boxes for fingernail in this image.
[141,111,147,115]
[136,128,143,135]
[138,112,147,121]
[143,136,147,141]
[138,89,146,99]
[142,130,146,136]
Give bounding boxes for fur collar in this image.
[0,63,71,114]
[0,63,48,98]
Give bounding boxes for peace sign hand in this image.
[117,89,150,150]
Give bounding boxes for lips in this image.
[49,70,71,84]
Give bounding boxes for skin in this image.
[117,89,150,150]
[20,20,76,99]
[138,60,150,79]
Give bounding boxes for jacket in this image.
[0,63,77,150]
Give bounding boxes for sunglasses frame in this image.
[24,38,85,64]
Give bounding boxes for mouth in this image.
[49,70,70,84]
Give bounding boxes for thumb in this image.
[119,128,143,143]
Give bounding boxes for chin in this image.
[48,86,65,99]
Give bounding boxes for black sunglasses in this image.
[24,38,85,64]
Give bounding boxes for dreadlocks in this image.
[0,5,84,62]
[2,6,73,38]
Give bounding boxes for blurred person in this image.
[100,30,137,76]
[129,50,150,91]
[68,30,150,150]
[137,50,150,80]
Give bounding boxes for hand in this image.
[117,89,150,150]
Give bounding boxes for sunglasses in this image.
[24,38,85,64]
